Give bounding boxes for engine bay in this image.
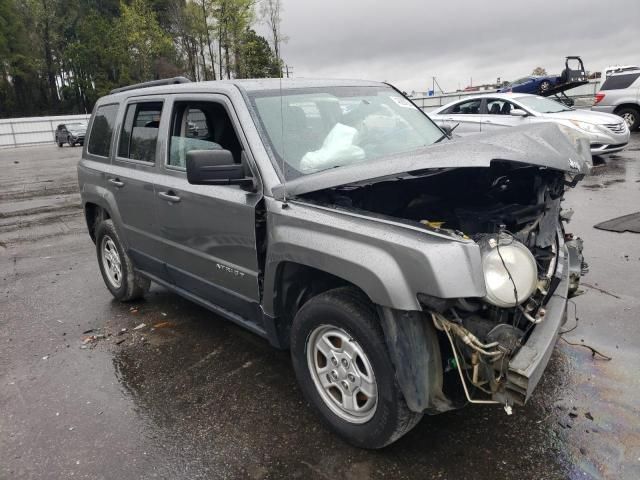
[301,161,585,406]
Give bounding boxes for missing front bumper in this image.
[494,243,573,406]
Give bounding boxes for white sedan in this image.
[429,93,630,155]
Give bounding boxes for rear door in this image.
[437,98,483,135]
[153,94,263,325]
[107,97,167,280]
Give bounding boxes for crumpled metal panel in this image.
[273,123,592,199]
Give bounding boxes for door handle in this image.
[158,191,181,203]
[108,178,125,188]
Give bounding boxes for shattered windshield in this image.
[248,86,443,180]
[516,96,572,113]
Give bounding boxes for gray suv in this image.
[592,69,640,131]
[78,77,589,448]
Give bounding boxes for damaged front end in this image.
[295,134,590,412]
[410,164,589,408]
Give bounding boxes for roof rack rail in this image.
[110,76,192,95]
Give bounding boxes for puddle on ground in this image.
[88,286,630,479]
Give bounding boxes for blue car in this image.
[497,75,560,94]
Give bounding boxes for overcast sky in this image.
[272,0,639,93]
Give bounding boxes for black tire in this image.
[617,107,640,131]
[538,80,551,94]
[57,137,63,147]
[67,136,75,147]
[290,287,422,449]
[95,219,150,302]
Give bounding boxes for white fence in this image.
[0,80,603,148]
[0,114,90,148]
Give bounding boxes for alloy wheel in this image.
[306,325,378,424]
[622,112,636,128]
[101,235,122,288]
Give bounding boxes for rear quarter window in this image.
[117,102,163,163]
[88,104,119,157]
[601,73,640,90]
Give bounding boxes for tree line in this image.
[0,0,285,118]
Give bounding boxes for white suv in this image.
[592,69,640,131]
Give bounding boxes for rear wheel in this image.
[538,80,551,94]
[617,107,640,131]
[95,219,150,301]
[57,137,63,147]
[290,287,422,449]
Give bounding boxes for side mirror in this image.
[186,149,253,186]
[441,125,454,136]
[510,109,529,117]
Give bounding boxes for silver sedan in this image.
[430,93,630,155]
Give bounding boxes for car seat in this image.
[500,102,511,115]
[489,103,501,114]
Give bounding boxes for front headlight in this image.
[478,234,538,308]
[568,120,602,134]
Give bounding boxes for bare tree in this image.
[260,0,285,75]
[201,0,217,80]
[532,66,547,76]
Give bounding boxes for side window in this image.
[168,101,241,169]
[512,77,530,86]
[486,99,515,115]
[88,104,119,157]
[117,102,163,163]
[445,99,481,115]
[601,73,640,90]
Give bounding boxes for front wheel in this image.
[290,288,422,449]
[67,137,75,147]
[95,219,150,301]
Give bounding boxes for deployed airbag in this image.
[300,123,365,172]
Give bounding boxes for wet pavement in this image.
[1,137,639,479]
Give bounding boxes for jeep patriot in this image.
[78,77,589,448]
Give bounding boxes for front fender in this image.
[261,198,486,315]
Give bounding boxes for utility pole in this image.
[282,64,293,78]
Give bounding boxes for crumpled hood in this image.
[272,123,592,200]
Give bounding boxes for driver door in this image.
[153,94,263,324]
[481,98,531,133]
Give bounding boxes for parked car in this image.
[78,77,589,448]
[497,75,560,95]
[592,68,640,131]
[55,122,87,147]
[430,93,630,155]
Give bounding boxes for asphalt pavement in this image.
[1,137,639,479]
